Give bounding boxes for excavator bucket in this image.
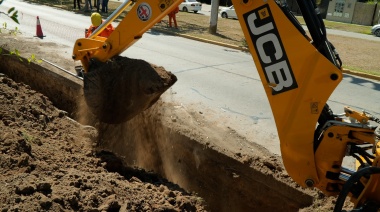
[83,56,177,124]
[71,0,182,124]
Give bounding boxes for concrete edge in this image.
[151,28,249,52]
[179,33,250,52]
[151,28,380,82]
[342,68,380,81]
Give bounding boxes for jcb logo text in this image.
[244,5,298,94]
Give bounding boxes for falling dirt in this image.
[0,31,355,211]
[83,56,177,124]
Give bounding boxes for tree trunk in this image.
[208,0,220,34]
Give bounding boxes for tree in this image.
[0,0,19,24]
[208,0,219,34]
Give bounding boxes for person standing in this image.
[168,6,179,28]
[85,12,114,38]
[73,0,81,10]
[84,0,93,11]
[102,0,109,13]
[97,0,103,12]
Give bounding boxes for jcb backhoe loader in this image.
[72,0,380,211]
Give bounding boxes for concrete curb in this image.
[179,33,249,52]
[342,68,380,81]
[152,28,380,82]
[151,28,249,52]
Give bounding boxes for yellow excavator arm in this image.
[232,0,343,188]
[72,0,380,211]
[72,0,182,73]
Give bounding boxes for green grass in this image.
[22,131,36,143]
[295,16,372,35]
[345,66,379,76]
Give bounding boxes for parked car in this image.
[371,24,380,37]
[220,6,237,19]
[179,0,202,13]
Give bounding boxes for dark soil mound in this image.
[0,74,205,211]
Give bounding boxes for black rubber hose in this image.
[352,145,376,160]
[334,167,380,212]
[279,3,308,39]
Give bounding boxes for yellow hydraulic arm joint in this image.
[72,0,182,73]
[344,106,371,124]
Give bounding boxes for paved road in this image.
[1,0,379,159]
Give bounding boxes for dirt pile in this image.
[84,56,177,124]
[0,74,206,211]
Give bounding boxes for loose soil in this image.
[0,73,207,211]
[0,30,355,211]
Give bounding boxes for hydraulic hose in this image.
[334,166,380,212]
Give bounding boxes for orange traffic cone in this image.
[35,16,45,38]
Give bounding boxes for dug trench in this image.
[0,36,334,211]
